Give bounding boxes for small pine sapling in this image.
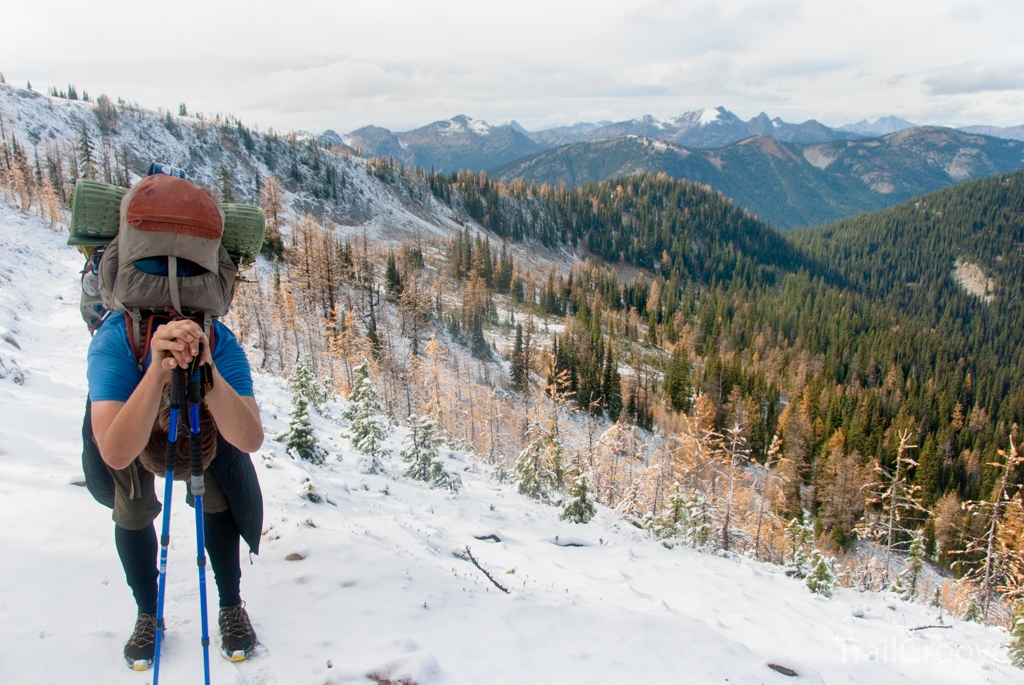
[401,414,441,481]
[784,518,814,578]
[931,586,944,622]
[684,492,717,550]
[287,389,325,464]
[344,361,388,473]
[513,429,556,502]
[899,530,926,600]
[492,460,510,484]
[401,414,461,493]
[806,549,838,598]
[647,484,687,544]
[429,458,462,493]
[292,355,328,412]
[561,457,596,524]
[963,593,982,623]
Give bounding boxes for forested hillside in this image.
[418,168,1024,614]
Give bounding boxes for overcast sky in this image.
[3,0,1022,134]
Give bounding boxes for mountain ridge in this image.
[487,128,1024,228]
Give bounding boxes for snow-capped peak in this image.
[699,107,724,125]
[441,115,493,137]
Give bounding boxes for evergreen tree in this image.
[509,323,527,393]
[806,550,838,597]
[400,413,459,492]
[681,492,717,549]
[218,165,236,203]
[78,122,95,179]
[561,457,596,524]
[384,251,403,300]
[898,530,926,600]
[291,356,327,412]
[513,429,556,502]
[648,483,687,543]
[469,315,491,361]
[602,342,622,420]
[963,593,982,623]
[1008,601,1024,668]
[429,457,462,493]
[784,518,814,578]
[663,343,692,412]
[343,361,388,473]
[287,388,325,464]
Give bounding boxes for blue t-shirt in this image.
[88,315,254,402]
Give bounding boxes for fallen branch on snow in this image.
[463,546,509,594]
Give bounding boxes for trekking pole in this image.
[187,351,213,685]
[153,366,184,685]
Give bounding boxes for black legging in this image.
[115,509,242,615]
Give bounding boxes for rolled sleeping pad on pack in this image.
[68,180,124,246]
[220,204,266,269]
[67,180,265,266]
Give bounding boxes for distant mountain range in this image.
[319,107,1022,176]
[489,128,1024,228]
[310,107,1024,227]
[957,124,1024,142]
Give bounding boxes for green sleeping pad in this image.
[67,180,265,265]
[220,204,266,268]
[68,180,124,246]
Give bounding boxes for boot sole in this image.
[126,658,153,671]
[224,646,256,662]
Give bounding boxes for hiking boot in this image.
[218,603,258,661]
[123,613,157,671]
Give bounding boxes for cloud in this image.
[925,64,1024,95]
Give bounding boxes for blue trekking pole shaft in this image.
[188,356,212,685]
[153,367,184,684]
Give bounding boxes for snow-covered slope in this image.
[0,202,1021,684]
[0,85,463,243]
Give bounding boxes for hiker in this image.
[79,172,265,670]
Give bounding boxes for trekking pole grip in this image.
[165,367,184,472]
[188,344,205,491]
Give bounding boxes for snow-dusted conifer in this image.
[784,518,814,578]
[1007,601,1024,668]
[682,492,716,550]
[401,413,460,492]
[963,592,982,623]
[513,429,556,502]
[899,530,926,600]
[344,361,388,472]
[562,458,596,524]
[652,488,717,549]
[429,457,462,493]
[287,388,325,464]
[401,414,442,481]
[292,355,328,411]
[806,549,837,597]
[648,483,687,543]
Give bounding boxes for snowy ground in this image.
[1,200,1022,684]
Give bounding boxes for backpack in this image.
[98,173,237,362]
[69,169,265,367]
